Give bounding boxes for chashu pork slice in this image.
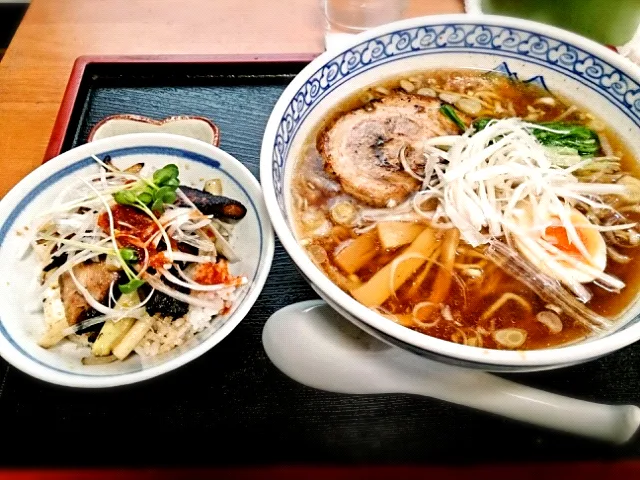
[58,262,120,325]
[318,93,462,207]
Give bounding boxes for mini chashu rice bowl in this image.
[0,133,273,387]
[33,155,250,365]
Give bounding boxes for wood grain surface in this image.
[0,0,463,198]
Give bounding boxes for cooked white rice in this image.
[133,285,242,357]
[134,315,194,357]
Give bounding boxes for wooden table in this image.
[0,0,463,198]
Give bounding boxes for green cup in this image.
[479,0,640,45]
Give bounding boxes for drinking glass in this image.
[323,0,410,34]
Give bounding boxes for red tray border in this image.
[43,53,318,162]
[1,461,640,480]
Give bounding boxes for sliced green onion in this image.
[119,248,138,262]
[36,233,115,255]
[118,278,146,294]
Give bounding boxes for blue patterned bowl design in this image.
[261,14,640,371]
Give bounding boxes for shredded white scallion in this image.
[404,118,633,295]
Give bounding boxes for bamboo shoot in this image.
[351,228,437,307]
[334,230,379,274]
[91,291,140,356]
[376,221,424,250]
[112,314,155,360]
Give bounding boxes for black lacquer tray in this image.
[3,54,638,468]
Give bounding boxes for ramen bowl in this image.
[260,14,640,372]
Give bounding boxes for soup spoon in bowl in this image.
[263,300,640,444]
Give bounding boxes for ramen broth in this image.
[291,69,640,350]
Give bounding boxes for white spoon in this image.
[262,300,640,444]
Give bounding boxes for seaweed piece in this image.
[43,253,68,272]
[140,278,190,319]
[76,309,105,342]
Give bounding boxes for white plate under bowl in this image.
[260,13,640,372]
[0,133,274,388]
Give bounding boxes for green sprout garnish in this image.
[111,164,180,293]
[113,164,180,214]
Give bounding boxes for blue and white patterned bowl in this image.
[0,133,274,387]
[260,14,640,372]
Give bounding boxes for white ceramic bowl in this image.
[260,14,640,372]
[0,133,274,387]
